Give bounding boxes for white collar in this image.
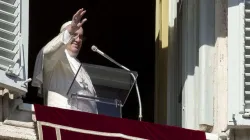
[65,49,77,58]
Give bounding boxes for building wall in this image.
[185,0,250,139]
[154,0,169,124]
[229,129,250,140]
[212,0,228,134]
[173,0,215,130]
[213,1,250,139]
[167,0,250,139]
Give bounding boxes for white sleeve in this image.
[43,30,73,54]
[62,30,73,44]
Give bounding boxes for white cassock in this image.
[32,28,98,114]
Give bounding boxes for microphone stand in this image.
[66,63,83,97]
[92,46,143,121]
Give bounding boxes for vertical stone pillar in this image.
[198,0,215,131]
[213,0,228,134]
[154,0,169,124]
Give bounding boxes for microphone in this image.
[92,45,131,71]
[91,45,143,121]
[91,45,104,55]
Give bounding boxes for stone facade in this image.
[0,88,37,140]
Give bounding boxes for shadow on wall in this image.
[154,18,183,126]
[165,0,228,127]
[177,0,226,78]
[154,33,168,124]
[215,0,228,38]
[228,0,240,8]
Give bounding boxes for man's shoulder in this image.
[45,46,66,58]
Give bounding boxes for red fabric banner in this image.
[34,104,206,140]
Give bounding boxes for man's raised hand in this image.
[68,8,87,34]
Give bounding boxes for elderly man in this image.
[32,9,98,114]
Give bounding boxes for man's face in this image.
[67,27,84,55]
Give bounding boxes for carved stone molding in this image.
[0,88,37,139]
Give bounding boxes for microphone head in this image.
[91,45,98,52]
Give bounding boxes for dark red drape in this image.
[34,104,206,140]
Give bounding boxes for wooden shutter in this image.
[0,0,29,95]
[228,0,250,127]
[243,0,250,118]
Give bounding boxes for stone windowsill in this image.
[0,122,37,140]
